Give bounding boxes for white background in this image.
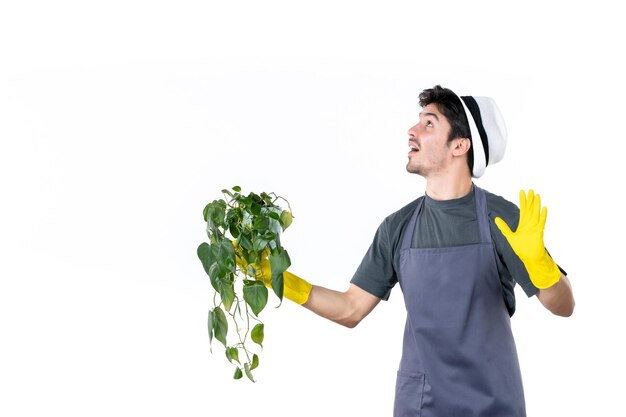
[1,1,623,416]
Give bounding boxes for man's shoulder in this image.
[483,189,520,227]
[381,196,422,232]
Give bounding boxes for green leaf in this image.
[203,204,211,222]
[250,202,262,216]
[253,216,269,231]
[269,249,291,300]
[271,272,284,301]
[238,195,252,210]
[219,238,236,273]
[229,223,241,239]
[244,362,255,382]
[197,242,217,277]
[269,247,291,274]
[204,199,227,228]
[226,347,240,364]
[243,280,268,316]
[279,210,293,230]
[251,323,264,347]
[238,234,253,251]
[252,237,269,252]
[207,309,215,347]
[212,306,228,347]
[208,262,225,286]
[232,185,241,192]
[261,230,277,241]
[216,238,232,259]
[225,209,242,238]
[200,243,232,297]
[219,279,236,312]
[260,192,273,206]
[251,353,259,370]
[201,240,235,310]
[234,367,243,380]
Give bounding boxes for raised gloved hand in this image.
[495,190,561,289]
[233,242,312,305]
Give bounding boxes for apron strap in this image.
[401,197,423,250]
[474,186,492,245]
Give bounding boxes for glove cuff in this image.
[527,252,561,289]
[283,271,312,305]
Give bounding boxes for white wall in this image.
[1,1,623,416]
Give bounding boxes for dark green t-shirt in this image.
[351,185,562,316]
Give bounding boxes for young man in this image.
[243,85,574,416]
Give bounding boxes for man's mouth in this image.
[408,141,419,155]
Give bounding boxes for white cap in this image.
[458,95,507,178]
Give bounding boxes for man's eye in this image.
[425,120,433,127]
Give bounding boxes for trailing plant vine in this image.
[197,186,293,382]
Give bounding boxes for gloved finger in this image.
[518,190,530,227]
[533,193,542,225]
[518,190,526,217]
[494,216,514,236]
[528,189,540,226]
[525,191,536,224]
[526,190,539,224]
[539,205,548,230]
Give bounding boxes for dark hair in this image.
[418,85,473,171]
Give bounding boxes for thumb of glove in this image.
[494,216,514,237]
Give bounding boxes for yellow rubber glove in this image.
[494,190,561,289]
[233,242,312,305]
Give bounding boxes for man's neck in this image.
[425,176,473,201]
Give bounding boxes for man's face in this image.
[406,103,454,177]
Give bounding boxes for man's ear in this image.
[451,137,471,156]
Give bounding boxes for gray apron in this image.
[393,186,526,417]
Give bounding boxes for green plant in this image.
[197,186,293,382]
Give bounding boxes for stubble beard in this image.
[406,158,425,176]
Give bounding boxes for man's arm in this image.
[234,243,382,327]
[536,272,574,317]
[495,190,575,317]
[303,283,382,328]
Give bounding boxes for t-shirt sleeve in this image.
[350,218,397,301]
